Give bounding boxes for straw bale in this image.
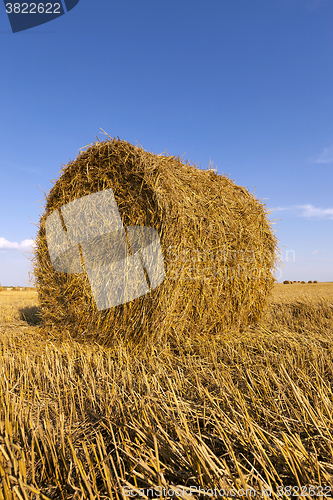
[33,138,280,348]
[313,280,318,283]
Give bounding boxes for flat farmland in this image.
[0,289,39,324]
[271,281,333,300]
[0,283,333,498]
[1,282,332,324]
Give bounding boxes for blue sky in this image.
[0,0,332,286]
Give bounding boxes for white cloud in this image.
[270,204,333,220]
[311,249,325,255]
[270,206,289,212]
[0,237,35,251]
[313,147,333,164]
[296,204,333,219]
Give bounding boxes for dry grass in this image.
[272,281,333,300]
[33,138,280,348]
[0,289,40,324]
[0,284,332,498]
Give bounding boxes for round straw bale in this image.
[33,138,280,348]
[283,280,291,284]
[12,287,20,291]
[308,280,313,284]
[301,281,306,284]
[0,286,3,291]
[313,280,318,283]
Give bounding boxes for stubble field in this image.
[0,283,333,499]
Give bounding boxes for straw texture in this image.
[33,137,280,348]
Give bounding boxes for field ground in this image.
[272,281,333,299]
[0,284,333,498]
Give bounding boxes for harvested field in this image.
[0,288,40,324]
[0,283,333,498]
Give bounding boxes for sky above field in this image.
[0,0,332,286]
